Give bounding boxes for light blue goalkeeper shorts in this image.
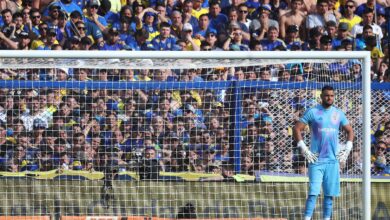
[308,161,340,196]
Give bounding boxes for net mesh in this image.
[0,54,383,219]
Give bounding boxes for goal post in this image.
[0,50,372,219]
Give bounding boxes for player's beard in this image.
[322,100,333,108]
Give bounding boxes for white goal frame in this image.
[0,50,371,220]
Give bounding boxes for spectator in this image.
[372,141,388,175]
[126,29,152,51]
[222,22,249,51]
[44,0,82,16]
[137,9,159,43]
[36,28,58,50]
[1,9,14,36]
[182,0,199,32]
[23,8,42,37]
[377,61,388,83]
[339,0,362,32]
[241,156,254,175]
[325,20,337,39]
[223,8,250,41]
[249,4,279,40]
[192,0,209,19]
[193,14,210,41]
[355,0,385,17]
[99,27,123,50]
[237,3,251,30]
[351,8,383,40]
[284,25,303,50]
[208,2,227,31]
[202,29,221,50]
[151,22,176,51]
[259,26,286,51]
[179,23,200,51]
[305,0,337,30]
[12,12,24,37]
[279,0,305,39]
[21,7,30,24]
[155,3,170,24]
[170,10,183,38]
[84,0,108,33]
[332,22,351,49]
[364,35,384,71]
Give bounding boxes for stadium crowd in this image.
[0,0,389,178]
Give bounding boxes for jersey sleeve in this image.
[300,108,313,125]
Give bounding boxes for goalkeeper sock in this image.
[323,196,333,219]
[304,195,318,218]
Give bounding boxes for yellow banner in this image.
[0,179,388,219]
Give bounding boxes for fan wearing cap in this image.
[279,0,305,39]
[98,27,124,50]
[376,7,386,26]
[67,35,81,50]
[43,0,82,17]
[30,23,53,49]
[179,23,200,51]
[332,22,352,49]
[135,7,160,43]
[85,0,108,33]
[339,0,362,32]
[151,22,177,51]
[249,4,279,39]
[202,29,222,51]
[15,31,31,50]
[305,0,337,30]
[44,5,62,21]
[36,27,59,50]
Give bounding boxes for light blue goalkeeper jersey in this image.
[300,104,349,162]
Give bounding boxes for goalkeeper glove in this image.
[297,140,318,163]
[337,141,353,163]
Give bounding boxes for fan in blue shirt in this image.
[151,22,177,51]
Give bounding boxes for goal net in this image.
[0,51,374,220]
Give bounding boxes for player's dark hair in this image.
[321,85,334,93]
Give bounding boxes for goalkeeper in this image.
[293,85,354,220]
